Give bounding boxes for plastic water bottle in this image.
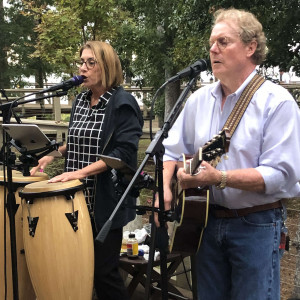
[127,233,138,259]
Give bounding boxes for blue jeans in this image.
[196,208,283,300]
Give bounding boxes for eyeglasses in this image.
[75,58,97,69]
[209,36,233,51]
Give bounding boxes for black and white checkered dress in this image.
[66,88,115,207]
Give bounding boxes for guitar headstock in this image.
[189,129,231,174]
[202,129,230,160]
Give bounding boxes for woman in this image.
[31,41,143,299]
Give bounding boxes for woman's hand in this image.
[30,155,55,176]
[48,170,85,183]
[30,145,66,176]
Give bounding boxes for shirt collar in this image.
[211,69,258,101]
[83,87,115,108]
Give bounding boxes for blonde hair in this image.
[213,8,266,65]
[80,41,123,89]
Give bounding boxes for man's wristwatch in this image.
[215,170,227,189]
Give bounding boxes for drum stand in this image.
[0,92,64,300]
[96,75,198,300]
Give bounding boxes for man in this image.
[159,8,300,300]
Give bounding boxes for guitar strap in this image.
[222,73,265,136]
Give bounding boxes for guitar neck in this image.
[185,148,202,175]
[184,129,230,175]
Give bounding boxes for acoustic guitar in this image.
[169,129,230,254]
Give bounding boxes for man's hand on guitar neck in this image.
[177,161,221,189]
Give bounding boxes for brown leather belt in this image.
[210,200,282,218]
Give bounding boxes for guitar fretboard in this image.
[184,129,230,175]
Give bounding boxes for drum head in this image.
[21,179,83,193]
[19,179,85,201]
[0,170,49,183]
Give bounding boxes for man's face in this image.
[209,21,252,82]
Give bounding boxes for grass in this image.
[44,157,65,178]
[137,138,156,206]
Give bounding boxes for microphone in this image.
[41,75,85,92]
[167,59,209,83]
[134,171,155,190]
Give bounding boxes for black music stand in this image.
[2,124,61,154]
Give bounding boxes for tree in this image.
[26,0,214,121]
[259,0,300,74]
[194,0,300,75]
[24,0,127,77]
[113,0,214,121]
[3,0,299,112]
[0,0,11,89]
[1,0,56,88]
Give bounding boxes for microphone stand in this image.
[96,75,198,300]
[0,90,66,300]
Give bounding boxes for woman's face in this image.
[79,48,102,90]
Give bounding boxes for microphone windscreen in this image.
[73,75,85,85]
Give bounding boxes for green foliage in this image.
[2,0,55,88]
[110,0,214,119]
[0,4,11,88]
[61,113,70,122]
[32,6,83,75]
[1,0,299,103]
[203,0,300,73]
[22,0,129,76]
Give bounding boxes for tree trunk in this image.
[35,63,46,119]
[35,64,44,88]
[164,68,181,122]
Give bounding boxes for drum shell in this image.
[21,179,94,300]
[0,170,48,300]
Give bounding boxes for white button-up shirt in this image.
[163,71,300,208]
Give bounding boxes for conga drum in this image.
[19,179,94,300]
[0,170,49,300]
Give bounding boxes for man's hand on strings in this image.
[177,161,221,189]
